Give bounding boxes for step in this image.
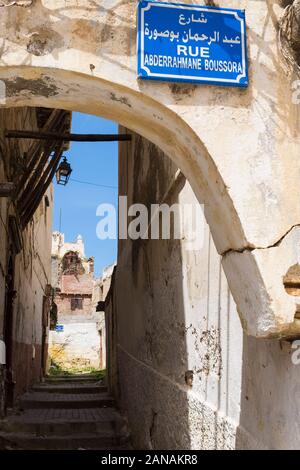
[20,392,115,410]
[47,373,101,379]
[0,430,130,450]
[0,408,126,436]
[45,374,103,383]
[32,383,108,394]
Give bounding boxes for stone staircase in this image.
[0,374,131,450]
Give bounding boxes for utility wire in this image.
[69,177,117,190]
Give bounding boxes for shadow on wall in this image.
[237,335,300,450]
[109,131,191,449]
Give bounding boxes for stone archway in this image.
[1,0,300,338]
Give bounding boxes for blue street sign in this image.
[137,1,248,87]
[55,324,64,332]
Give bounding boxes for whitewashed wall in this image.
[49,321,101,370]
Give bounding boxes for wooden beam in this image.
[21,143,64,228]
[0,182,15,197]
[5,130,132,142]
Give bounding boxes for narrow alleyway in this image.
[0,374,131,450]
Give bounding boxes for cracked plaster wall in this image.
[0,1,299,337]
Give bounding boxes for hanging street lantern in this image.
[56,156,72,186]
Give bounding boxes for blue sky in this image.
[53,112,118,277]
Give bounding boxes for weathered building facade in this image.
[94,263,115,371]
[107,129,242,449]
[51,232,95,317]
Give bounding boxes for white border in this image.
[140,2,247,84]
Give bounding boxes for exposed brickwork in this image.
[8,406,119,423]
